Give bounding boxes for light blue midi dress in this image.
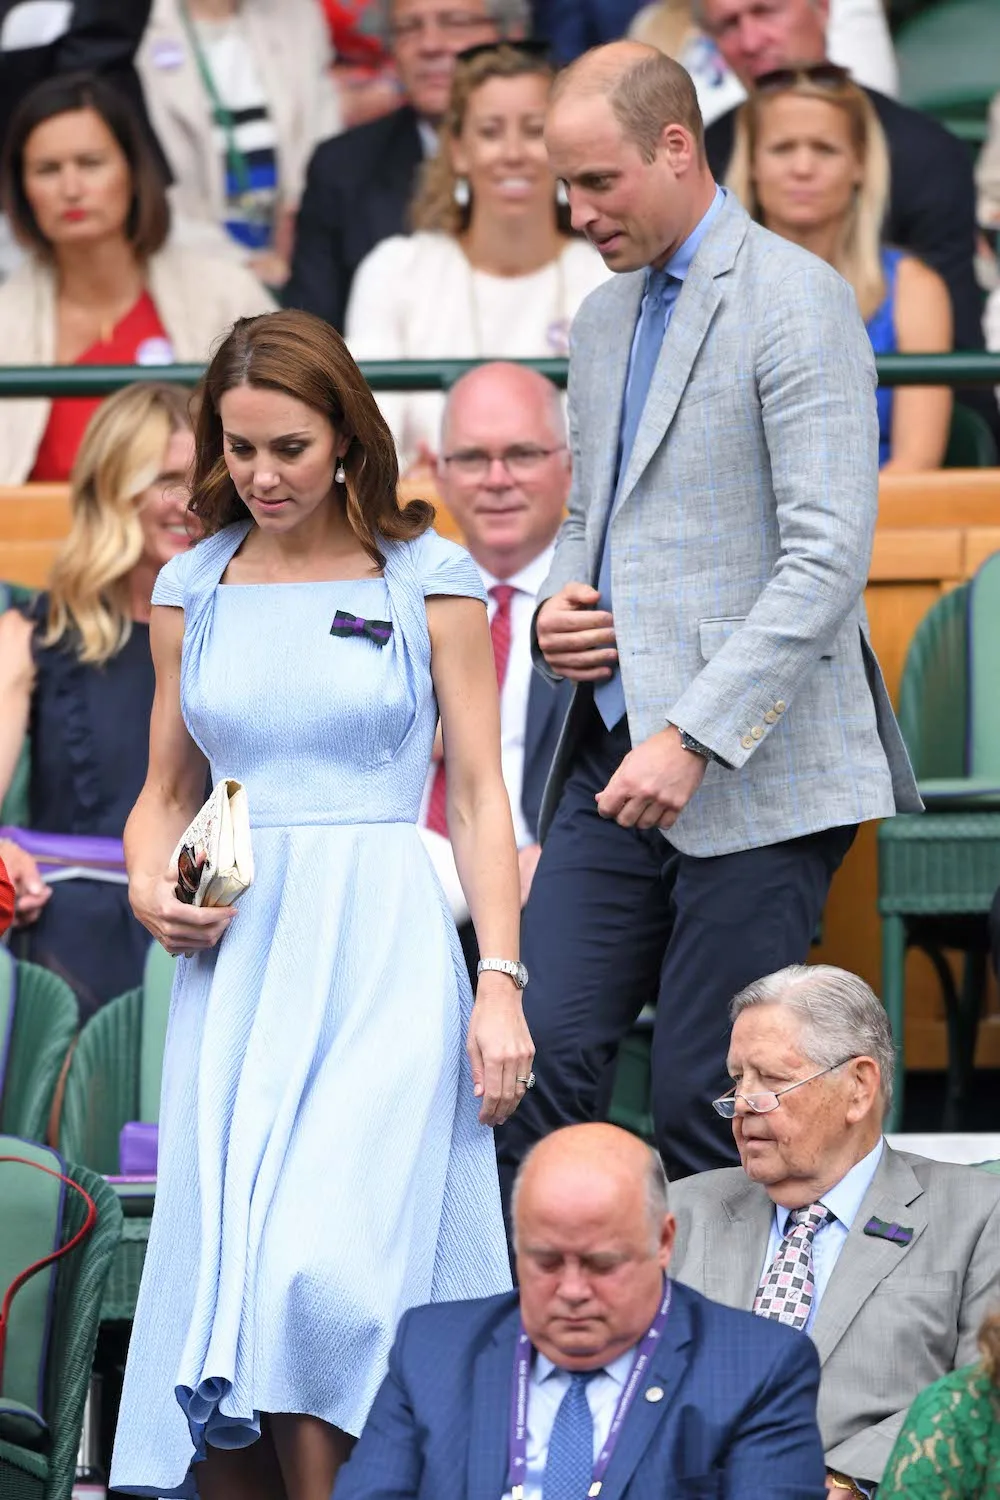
[110,520,512,1497]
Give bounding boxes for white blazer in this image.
[0,245,275,483]
[138,0,341,236]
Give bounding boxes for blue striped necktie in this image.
[543,1371,597,1500]
[594,269,679,730]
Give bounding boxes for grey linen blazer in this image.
[668,1144,1000,1484]
[534,193,921,855]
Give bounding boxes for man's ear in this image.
[660,123,696,174]
[845,1056,881,1123]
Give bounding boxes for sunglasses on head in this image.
[455,38,552,65]
[754,62,851,93]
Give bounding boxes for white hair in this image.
[730,964,895,1116]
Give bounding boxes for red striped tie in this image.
[425,584,516,837]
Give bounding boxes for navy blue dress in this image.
[866,246,904,468]
[20,596,153,1020]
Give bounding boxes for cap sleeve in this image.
[151,548,193,609]
[415,530,487,604]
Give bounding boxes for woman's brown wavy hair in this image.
[189,310,433,568]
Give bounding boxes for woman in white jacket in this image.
[0,72,274,484]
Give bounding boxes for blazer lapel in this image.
[584,274,643,581]
[615,194,750,511]
[595,1289,695,1500]
[811,1147,928,1365]
[700,1178,774,1311]
[466,1304,520,1500]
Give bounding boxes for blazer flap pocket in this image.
[698,617,745,661]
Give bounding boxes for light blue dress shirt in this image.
[760,1137,885,1335]
[501,1347,636,1500]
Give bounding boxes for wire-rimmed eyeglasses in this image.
[712,1057,856,1118]
[441,444,567,481]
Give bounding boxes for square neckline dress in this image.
[111,520,512,1496]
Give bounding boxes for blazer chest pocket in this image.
[699,617,745,661]
[698,617,836,663]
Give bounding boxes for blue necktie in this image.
[594,269,679,730]
[543,1372,596,1500]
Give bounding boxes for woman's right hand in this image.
[0,839,52,926]
[129,871,236,957]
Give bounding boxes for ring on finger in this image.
[516,1071,536,1090]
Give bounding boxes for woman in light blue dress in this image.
[111,309,533,1500]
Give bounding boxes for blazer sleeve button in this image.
[775,700,787,713]
[741,735,754,750]
[751,726,763,740]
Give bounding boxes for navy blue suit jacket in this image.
[522,668,571,841]
[532,0,648,63]
[333,1282,827,1499]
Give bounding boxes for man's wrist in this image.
[669,724,719,764]
[827,1471,877,1497]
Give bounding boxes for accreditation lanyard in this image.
[177,1,253,204]
[507,1279,672,1500]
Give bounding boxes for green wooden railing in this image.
[0,352,996,397]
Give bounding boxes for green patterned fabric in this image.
[880,1362,1000,1497]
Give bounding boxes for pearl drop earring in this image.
[335,461,346,484]
[453,176,470,208]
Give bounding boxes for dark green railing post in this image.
[0,353,995,397]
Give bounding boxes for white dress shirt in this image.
[501,1347,637,1500]
[417,547,554,923]
[760,1137,885,1334]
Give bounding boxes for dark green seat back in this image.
[896,582,968,779]
[944,404,1000,470]
[0,1139,66,1447]
[967,553,1000,778]
[139,946,175,1124]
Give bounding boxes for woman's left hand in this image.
[467,973,534,1127]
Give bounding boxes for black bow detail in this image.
[329,610,393,647]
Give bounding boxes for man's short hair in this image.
[730,964,895,1115]
[552,48,705,163]
[439,363,566,450]
[510,1141,670,1252]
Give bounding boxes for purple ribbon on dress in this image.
[329,610,392,647]
[507,1278,673,1498]
[0,828,127,880]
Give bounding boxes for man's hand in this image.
[536,582,616,681]
[596,726,707,830]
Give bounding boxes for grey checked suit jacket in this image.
[534,193,921,856]
[668,1144,1000,1484]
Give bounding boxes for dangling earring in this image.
[453,176,470,208]
[334,461,346,484]
[556,179,569,207]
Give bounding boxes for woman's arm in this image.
[883,256,954,475]
[0,609,50,925]
[125,604,236,956]
[427,594,533,1128]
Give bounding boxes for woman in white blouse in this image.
[345,41,610,475]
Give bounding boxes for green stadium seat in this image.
[896,0,1000,144]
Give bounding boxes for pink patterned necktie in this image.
[753,1203,833,1331]
[425,584,516,837]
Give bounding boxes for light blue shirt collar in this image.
[534,1346,636,1389]
[649,184,725,289]
[775,1137,885,1238]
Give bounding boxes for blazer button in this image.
[764,710,777,724]
[775,700,787,714]
[751,725,763,740]
[741,735,753,750]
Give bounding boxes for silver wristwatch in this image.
[477,958,529,990]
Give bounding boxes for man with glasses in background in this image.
[285,0,528,328]
[669,963,1000,1498]
[420,361,571,981]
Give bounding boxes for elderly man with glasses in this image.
[669,962,1000,1499]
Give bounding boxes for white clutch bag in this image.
[172,778,254,909]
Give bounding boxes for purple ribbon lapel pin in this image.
[863,1216,913,1245]
[329,610,392,647]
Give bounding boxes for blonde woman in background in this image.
[0,382,195,1019]
[727,66,952,472]
[345,41,609,475]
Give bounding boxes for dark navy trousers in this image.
[496,696,856,1213]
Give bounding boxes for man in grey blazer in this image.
[495,41,920,1205]
[669,963,1000,1495]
